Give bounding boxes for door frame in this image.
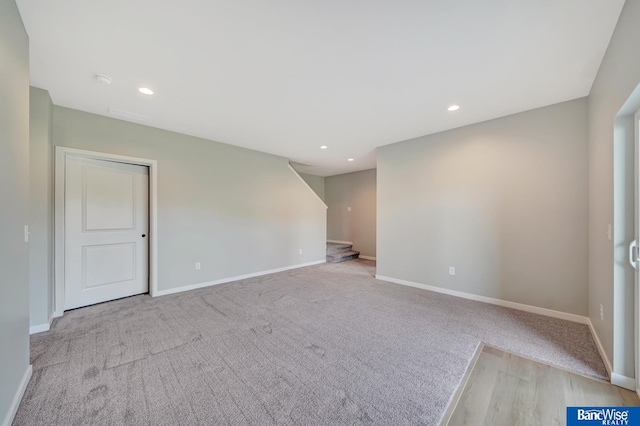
[54,146,158,317]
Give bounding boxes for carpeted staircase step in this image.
[326,243,353,254]
[327,250,360,263]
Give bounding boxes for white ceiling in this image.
[17,0,624,176]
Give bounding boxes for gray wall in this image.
[0,0,31,422]
[325,169,377,258]
[299,173,325,202]
[29,87,54,329]
[52,106,327,293]
[377,98,588,316]
[589,0,640,378]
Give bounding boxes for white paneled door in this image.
[64,156,149,310]
[636,111,640,399]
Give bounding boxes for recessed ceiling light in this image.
[138,87,154,95]
[347,158,354,162]
[320,145,328,149]
[448,105,460,111]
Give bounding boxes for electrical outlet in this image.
[299,248,303,254]
[449,266,455,276]
[195,262,201,270]
[347,206,352,212]
[600,304,603,321]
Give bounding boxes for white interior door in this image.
[635,111,640,398]
[64,156,149,310]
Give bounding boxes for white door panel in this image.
[83,243,136,288]
[84,167,136,230]
[65,156,149,310]
[635,110,640,398]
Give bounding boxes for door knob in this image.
[142,234,146,238]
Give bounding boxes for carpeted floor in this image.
[14,260,607,425]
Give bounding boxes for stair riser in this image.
[326,246,353,255]
[326,253,360,263]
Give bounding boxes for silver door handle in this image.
[630,240,638,269]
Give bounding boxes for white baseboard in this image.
[327,240,353,245]
[375,275,589,324]
[154,260,326,297]
[29,323,49,334]
[587,318,613,379]
[359,255,377,261]
[611,373,635,391]
[588,316,636,390]
[29,315,53,335]
[3,364,32,426]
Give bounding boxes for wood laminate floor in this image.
[445,345,640,426]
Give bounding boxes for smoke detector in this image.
[93,74,112,85]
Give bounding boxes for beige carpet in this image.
[14,260,606,425]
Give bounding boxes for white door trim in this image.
[54,147,158,317]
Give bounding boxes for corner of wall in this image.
[2,365,32,426]
[587,0,640,386]
[587,318,613,378]
[28,86,55,330]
